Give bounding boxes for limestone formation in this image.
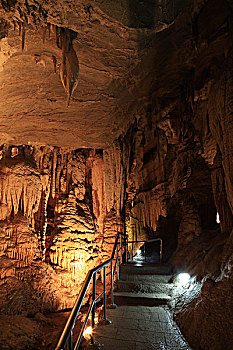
[0,1,233,349]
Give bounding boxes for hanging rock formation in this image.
[0,1,233,350]
[59,28,79,107]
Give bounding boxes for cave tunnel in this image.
[0,0,233,349]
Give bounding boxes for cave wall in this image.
[0,143,127,316]
[0,1,233,349]
[118,1,233,349]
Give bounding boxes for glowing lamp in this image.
[83,326,92,338]
[216,212,220,224]
[177,273,190,286]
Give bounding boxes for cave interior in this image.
[0,0,233,349]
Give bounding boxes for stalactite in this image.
[42,25,46,44]
[55,153,63,193]
[92,153,106,233]
[21,23,26,51]
[51,149,57,199]
[0,160,42,222]
[211,152,233,233]
[59,28,79,107]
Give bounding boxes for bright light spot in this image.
[94,316,98,324]
[83,326,92,338]
[136,249,141,255]
[177,273,190,286]
[11,147,18,158]
[216,212,220,224]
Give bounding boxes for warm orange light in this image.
[83,326,92,338]
[11,147,18,158]
[216,212,220,224]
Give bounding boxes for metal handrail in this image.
[128,238,162,263]
[55,232,128,350]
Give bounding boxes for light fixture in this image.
[177,273,190,286]
[83,326,92,338]
[216,212,220,224]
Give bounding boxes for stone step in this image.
[120,273,173,283]
[114,291,171,306]
[115,280,173,294]
[120,263,173,275]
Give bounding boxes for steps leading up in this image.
[120,263,172,275]
[114,263,174,307]
[115,280,173,294]
[120,273,172,283]
[114,291,171,306]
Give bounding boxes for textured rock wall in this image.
[0,143,127,317]
[0,0,233,349]
[120,1,233,348]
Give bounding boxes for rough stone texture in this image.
[0,0,233,349]
[0,152,42,224]
[0,144,126,323]
[0,0,189,148]
[0,3,140,148]
[0,315,42,350]
[114,1,233,348]
[173,276,233,350]
[93,305,191,350]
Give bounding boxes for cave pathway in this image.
[92,263,192,350]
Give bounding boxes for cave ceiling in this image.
[0,0,232,148]
[0,0,190,148]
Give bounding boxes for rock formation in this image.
[0,0,233,349]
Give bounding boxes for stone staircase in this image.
[114,263,173,306]
[92,262,192,350]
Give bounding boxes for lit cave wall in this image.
[0,144,127,315]
[0,0,233,350]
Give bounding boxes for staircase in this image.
[114,263,173,306]
[92,262,192,349]
[55,235,188,350]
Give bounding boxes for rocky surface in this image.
[0,0,233,349]
[0,145,126,327]
[0,0,188,148]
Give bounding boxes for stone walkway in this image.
[93,305,192,350]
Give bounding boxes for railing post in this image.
[67,331,73,350]
[132,242,134,262]
[117,243,119,280]
[57,234,133,349]
[104,266,107,320]
[160,239,162,263]
[123,235,127,263]
[111,261,114,305]
[92,272,96,329]
[120,234,123,264]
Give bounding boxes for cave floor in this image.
[92,305,192,350]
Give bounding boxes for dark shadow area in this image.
[145,240,161,262]
[156,208,181,263]
[128,0,156,29]
[94,0,188,29]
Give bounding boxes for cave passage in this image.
[0,0,233,349]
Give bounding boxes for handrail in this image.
[55,232,128,350]
[128,238,162,263]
